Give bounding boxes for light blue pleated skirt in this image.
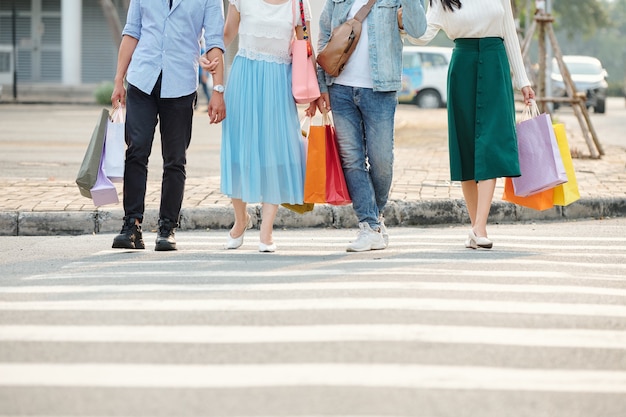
[220,55,305,205]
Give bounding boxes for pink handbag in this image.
[291,0,320,104]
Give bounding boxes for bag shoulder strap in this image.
[354,0,377,23]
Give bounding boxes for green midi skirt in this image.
[447,37,521,181]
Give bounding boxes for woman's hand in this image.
[316,93,331,113]
[521,85,535,105]
[304,102,317,118]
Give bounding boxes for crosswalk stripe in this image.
[1,324,624,348]
[177,241,626,251]
[179,233,626,242]
[1,282,624,296]
[0,363,624,392]
[1,298,624,317]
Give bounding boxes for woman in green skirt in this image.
[406,0,535,249]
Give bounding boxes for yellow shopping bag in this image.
[552,124,580,206]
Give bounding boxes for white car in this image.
[399,46,452,109]
[551,55,608,114]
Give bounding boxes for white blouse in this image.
[408,0,530,90]
[231,0,312,65]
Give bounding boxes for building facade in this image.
[0,0,322,93]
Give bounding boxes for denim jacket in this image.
[317,0,427,92]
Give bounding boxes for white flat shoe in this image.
[464,236,477,249]
[468,229,493,249]
[258,242,277,253]
[225,214,252,250]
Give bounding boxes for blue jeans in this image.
[329,84,397,229]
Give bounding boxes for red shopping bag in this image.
[324,119,351,205]
[303,112,351,205]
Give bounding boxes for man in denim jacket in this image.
[315,0,427,252]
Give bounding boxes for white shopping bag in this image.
[103,106,126,183]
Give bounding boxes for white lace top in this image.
[231,0,312,65]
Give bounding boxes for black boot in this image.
[155,218,177,251]
[112,217,145,249]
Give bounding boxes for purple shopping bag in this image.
[90,138,119,206]
[512,101,567,197]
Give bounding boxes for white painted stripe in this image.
[2,282,625,297]
[178,233,626,242]
[23,265,625,281]
[0,363,624,392]
[1,324,624,349]
[176,241,626,251]
[0,298,624,317]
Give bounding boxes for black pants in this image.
[123,76,195,224]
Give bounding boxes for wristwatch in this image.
[213,84,225,93]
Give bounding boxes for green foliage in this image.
[514,0,610,37]
[553,0,611,38]
[94,81,114,105]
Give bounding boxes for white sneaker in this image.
[347,222,387,252]
[378,215,389,247]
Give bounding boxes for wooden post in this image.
[521,11,603,158]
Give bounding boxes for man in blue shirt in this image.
[111,0,225,251]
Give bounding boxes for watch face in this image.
[213,84,225,93]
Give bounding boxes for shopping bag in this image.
[76,108,109,199]
[291,0,320,104]
[552,123,580,206]
[324,114,351,205]
[303,117,327,204]
[103,106,126,183]
[502,177,554,211]
[90,143,119,207]
[282,117,315,214]
[512,101,567,197]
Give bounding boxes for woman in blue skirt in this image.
[406,0,535,249]
[208,0,317,252]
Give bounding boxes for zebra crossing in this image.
[0,226,625,416]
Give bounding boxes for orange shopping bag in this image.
[303,116,327,203]
[502,177,555,211]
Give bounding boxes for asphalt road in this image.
[1,219,625,416]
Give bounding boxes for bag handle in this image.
[520,99,540,122]
[109,105,126,123]
[293,0,313,55]
[300,116,311,139]
[354,0,377,23]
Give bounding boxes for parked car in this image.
[398,46,452,109]
[551,55,608,114]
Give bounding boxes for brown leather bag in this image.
[317,0,377,77]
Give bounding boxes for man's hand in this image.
[111,80,126,107]
[200,55,220,75]
[208,92,225,124]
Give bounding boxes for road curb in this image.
[2,197,625,236]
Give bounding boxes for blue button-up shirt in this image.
[123,0,225,98]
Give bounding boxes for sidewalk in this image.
[1,101,625,236]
